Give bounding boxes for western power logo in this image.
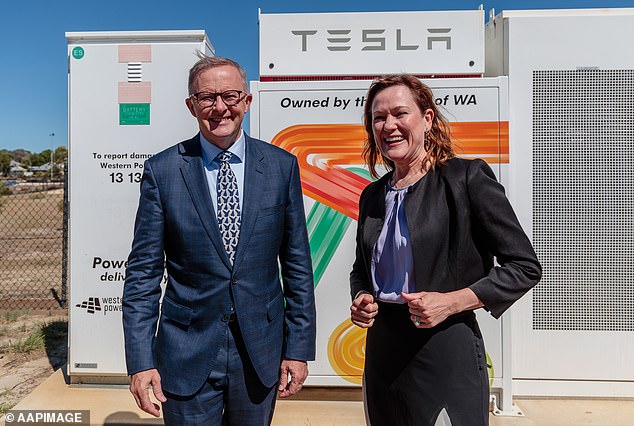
[76,297,101,314]
[76,297,122,315]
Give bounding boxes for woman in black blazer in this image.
[349,75,541,426]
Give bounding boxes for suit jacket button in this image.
[221,314,229,322]
[231,277,237,285]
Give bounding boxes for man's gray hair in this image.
[188,54,248,94]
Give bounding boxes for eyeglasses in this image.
[189,90,247,108]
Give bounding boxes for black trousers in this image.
[363,302,489,426]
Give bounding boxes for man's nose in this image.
[212,95,228,113]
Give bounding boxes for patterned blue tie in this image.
[217,151,241,264]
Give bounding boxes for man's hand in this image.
[129,368,167,417]
[350,293,378,328]
[278,359,308,398]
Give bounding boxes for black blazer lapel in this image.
[404,168,453,292]
[360,176,388,262]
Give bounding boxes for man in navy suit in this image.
[122,56,316,425]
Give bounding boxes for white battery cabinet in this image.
[67,31,212,382]
[486,8,634,397]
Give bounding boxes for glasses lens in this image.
[196,93,216,108]
[221,90,242,106]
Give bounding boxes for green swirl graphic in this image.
[306,168,372,286]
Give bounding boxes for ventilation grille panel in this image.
[532,69,634,331]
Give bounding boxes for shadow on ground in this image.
[42,320,67,372]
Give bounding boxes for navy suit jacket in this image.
[123,134,316,396]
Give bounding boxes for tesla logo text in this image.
[291,28,452,52]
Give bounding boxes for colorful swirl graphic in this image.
[306,167,371,285]
[272,124,368,220]
[272,122,508,220]
[272,122,506,384]
[326,319,367,384]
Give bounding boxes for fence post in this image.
[61,162,69,307]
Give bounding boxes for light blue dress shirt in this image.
[200,131,246,218]
[371,182,416,303]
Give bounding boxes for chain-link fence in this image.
[0,176,67,310]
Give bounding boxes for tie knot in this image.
[217,151,232,163]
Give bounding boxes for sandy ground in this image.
[0,188,64,305]
[0,310,67,412]
[0,187,74,411]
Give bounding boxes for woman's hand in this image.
[402,288,483,328]
[350,293,379,328]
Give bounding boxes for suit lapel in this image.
[179,135,232,269]
[362,176,388,256]
[404,168,452,290]
[233,135,266,271]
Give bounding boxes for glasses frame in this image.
[189,90,247,108]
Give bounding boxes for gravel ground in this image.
[0,310,67,413]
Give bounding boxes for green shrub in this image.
[0,401,16,415]
[0,182,11,209]
[0,310,30,322]
[0,182,11,196]
[9,329,45,353]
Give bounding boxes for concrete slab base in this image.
[2,370,634,425]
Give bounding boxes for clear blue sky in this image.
[1,0,632,153]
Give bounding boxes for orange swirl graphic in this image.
[327,319,367,384]
[272,124,367,220]
[452,121,509,163]
[271,122,509,220]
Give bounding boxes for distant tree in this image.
[31,153,44,167]
[31,149,52,167]
[0,151,11,176]
[54,146,68,164]
[12,149,31,165]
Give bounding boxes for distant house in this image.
[9,160,27,175]
[31,162,52,172]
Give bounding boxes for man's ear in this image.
[243,93,253,113]
[185,97,197,117]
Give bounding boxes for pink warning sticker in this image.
[118,82,152,103]
[118,45,152,63]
